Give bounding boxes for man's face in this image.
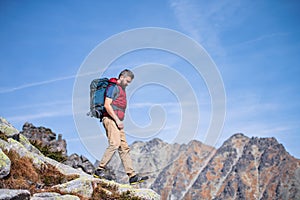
[119,76,132,89]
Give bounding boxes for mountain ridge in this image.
[109,133,300,199]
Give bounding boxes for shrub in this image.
[30,140,67,163]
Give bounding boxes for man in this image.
[94,69,148,185]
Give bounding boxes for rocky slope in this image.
[2,116,299,200]
[0,117,160,200]
[20,122,96,175]
[110,134,300,200]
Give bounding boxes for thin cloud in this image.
[233,32,291,47]
[6,100,75,123]
[170,0,202,42]
[0,70,99,94]
[7,110,72,123]
[170,0,231,54]
[0,74,75,94]
[10,100,72,110]
[169,0,241,56]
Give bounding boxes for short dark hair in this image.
[118,69,134,79]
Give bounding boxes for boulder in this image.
[52,177,94,198]
[0,117,19,138]
[0,189,30,200]
[63,153,95,175]
[0,149,11,178]
[53,177,160,200]
[31,192,80,200]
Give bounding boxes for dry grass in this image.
[0,149,79,194]
[0,149,141,199]
[91,182,142,200]
[0,131,8,141]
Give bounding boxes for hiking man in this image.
[94,69,148,185]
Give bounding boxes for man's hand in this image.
[104,97,124,129]
[115,119,124,129]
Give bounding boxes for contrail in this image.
[0,74,76,94]
[0,71,98,94]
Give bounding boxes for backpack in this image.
[87,78,115,120]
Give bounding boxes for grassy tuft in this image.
[91,181,142,200]
[0,149,79,194]
[0,131,8,142]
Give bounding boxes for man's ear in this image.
[119,75,126,80]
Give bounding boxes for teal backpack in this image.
[87,78,115,120]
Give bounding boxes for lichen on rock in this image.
[0,149,11,178]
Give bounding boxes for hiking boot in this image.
[93,168,113,180]
[129,174,149,185]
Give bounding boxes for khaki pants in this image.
[99,117,135,177]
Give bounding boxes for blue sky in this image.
[1,0,299,162]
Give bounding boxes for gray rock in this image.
[6,138,46,169]
[18,134,43,156]
[63,153,95,175]
[52,177,94,198]
[31,192,80,200]
[53,177,160,200]
[0,149,11,179]
[130,189,161,200]
[0,189,30,200]
[0,117,19,138]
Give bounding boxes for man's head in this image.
[118,69,134,89]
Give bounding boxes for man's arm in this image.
[104,97,124,129]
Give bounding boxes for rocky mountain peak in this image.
[224,133,284,154]
[131,137,167,152]
[146,137,165,148]
[222,133,250,146]
[184,133,300,200]
[248,135,285,153]
[187,139,209,150]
